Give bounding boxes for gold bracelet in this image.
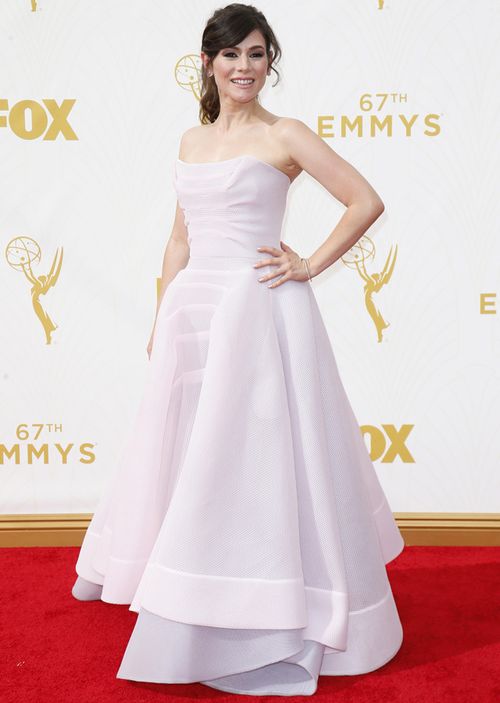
[301,257,312,281]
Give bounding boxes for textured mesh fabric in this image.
[117,608,323,695]
[72,157,405,695]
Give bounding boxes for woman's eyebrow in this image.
[225,44,265,51]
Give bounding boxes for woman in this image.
[73,2,405,696]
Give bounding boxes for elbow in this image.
[369,198,385,220]
[348,196,385,220]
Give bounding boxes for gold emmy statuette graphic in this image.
[5,237,63,345]
[378,0,385,9]
[341,237,398,343]
[175,54,203,101]
[31,0,37,11]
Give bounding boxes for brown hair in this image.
[198,3,282,124]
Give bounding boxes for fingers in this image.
[257,261,308,287]
[258,267,288,285]
[267,272,290,288]
[257,271,281,282]
[254,245,286,270]
[254,245,306,287]
[257,246,282,256]
[254,257,279,269]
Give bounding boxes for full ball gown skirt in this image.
[73,155,405,696]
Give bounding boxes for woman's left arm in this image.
[278,118,385,279]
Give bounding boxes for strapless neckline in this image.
[176,155,292,185]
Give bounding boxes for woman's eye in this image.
[223,52,264,58]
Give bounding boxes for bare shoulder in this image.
[272,116,314,144]
[269,117,317,176]
[273,116,341,170]
[178,124,210,159]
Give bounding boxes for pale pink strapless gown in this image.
[73,155,405,696]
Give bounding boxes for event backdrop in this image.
[0,0,499,514]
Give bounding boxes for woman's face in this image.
[203,29,270,102]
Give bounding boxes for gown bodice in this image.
[173,155,291,258]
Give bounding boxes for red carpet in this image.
[0,545,498,702]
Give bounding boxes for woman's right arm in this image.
[147,200,190,358]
